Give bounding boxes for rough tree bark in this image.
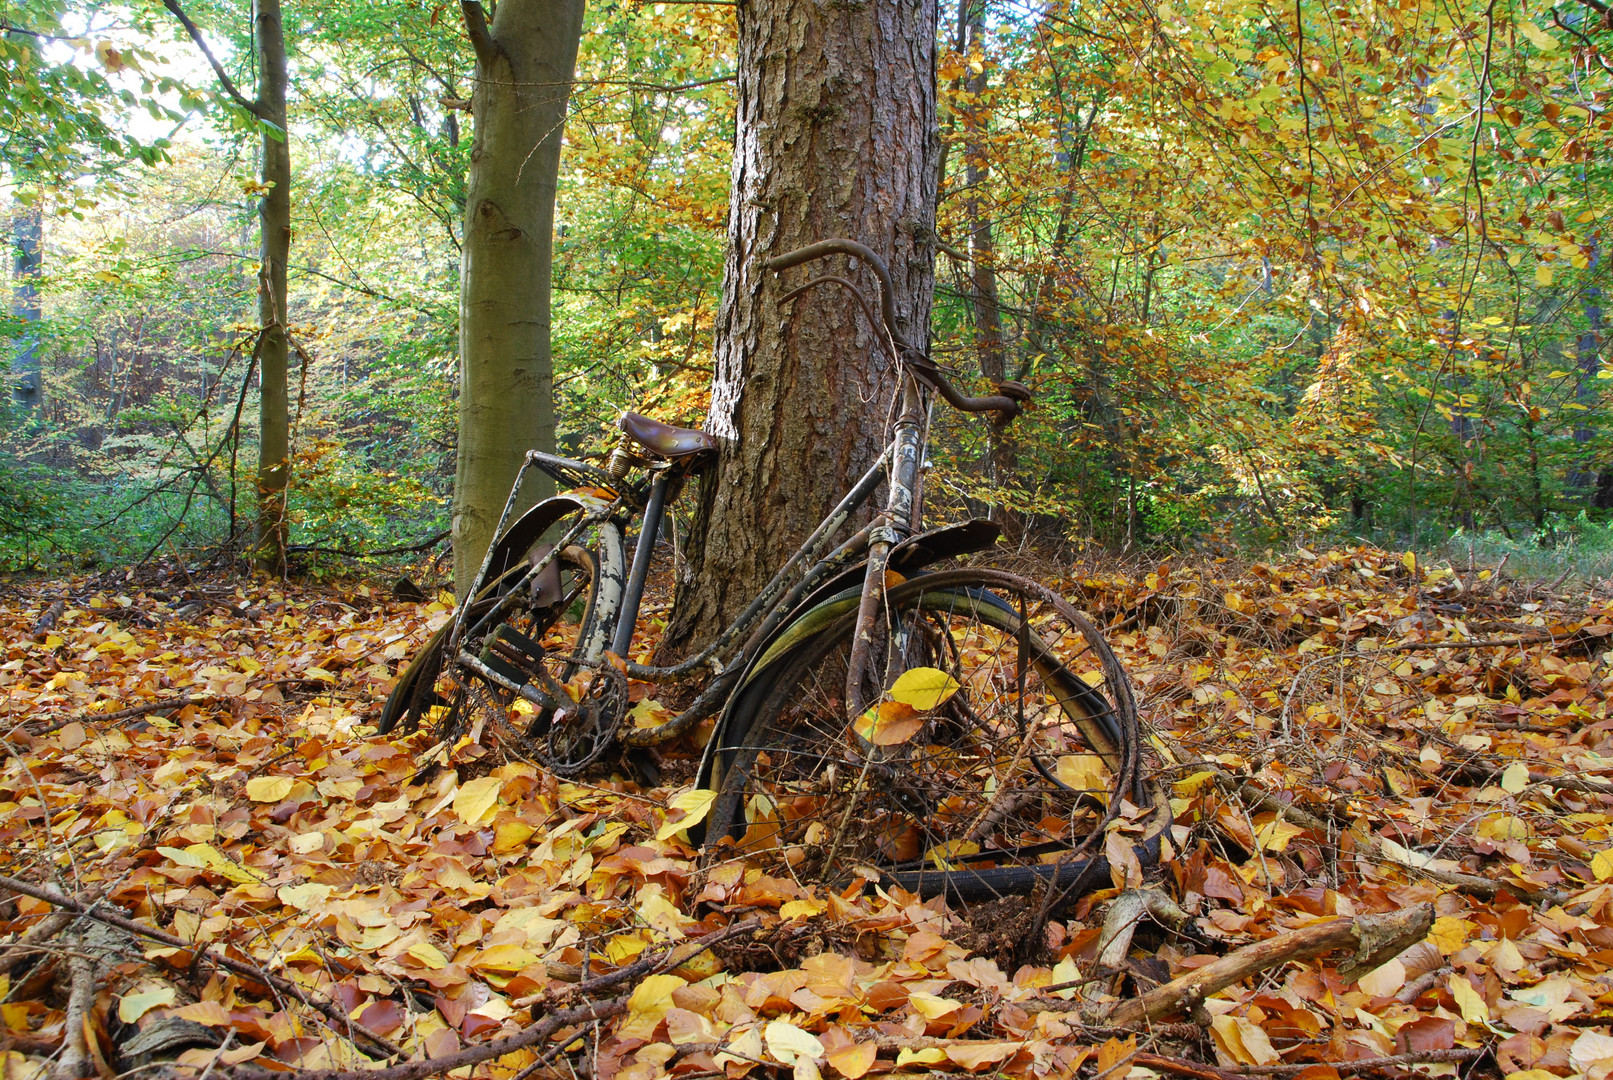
[451,0,586,598]
[661,0,940,651]
[9,202,41,414]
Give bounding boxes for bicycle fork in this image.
[844,373,928,722]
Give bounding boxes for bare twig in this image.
[0,874,402,1058]
[28,695,199,736]
[159,0,262,118]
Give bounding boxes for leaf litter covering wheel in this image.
[377,512,622,763]
[704,569,1161,900]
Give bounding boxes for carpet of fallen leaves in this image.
[1,546,1612,1080]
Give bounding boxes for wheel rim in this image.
[707,571,1139,882]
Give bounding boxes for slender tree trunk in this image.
[452,0,586,598]
[661,0,939,652]
[10,202,41,413]
[956,7,1020,537]
[960,11,1003,384]
[1573,242,1604,498]
[255,0,291,574]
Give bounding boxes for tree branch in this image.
[0,874,401,1058]
[460,2,500,65]
[160,0,262,118]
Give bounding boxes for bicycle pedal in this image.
[478,624,548,685]
[485,623,546,663]
[479,652,532,688]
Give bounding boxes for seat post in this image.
[612,470,670,658]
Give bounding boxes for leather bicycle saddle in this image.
[619,412,718,461]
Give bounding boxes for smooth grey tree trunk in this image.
[10,203,41,413]
[662,0,940,651]
[452,0,586,598]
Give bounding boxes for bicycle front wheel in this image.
[703,569,1144,898]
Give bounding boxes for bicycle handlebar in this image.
[763,238,1031,423]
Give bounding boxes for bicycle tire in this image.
[703,569,1151,900]
[377,507,625,744]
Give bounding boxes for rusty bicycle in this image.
[379,239,1167,899]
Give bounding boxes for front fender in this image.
[693,519,1001,794]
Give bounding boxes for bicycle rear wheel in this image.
[703,569,1146,899]
[378,511,624,754]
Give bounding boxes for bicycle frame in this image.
[441,238,1024,746]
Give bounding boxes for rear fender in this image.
[477,491,620,594]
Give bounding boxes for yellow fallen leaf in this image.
[765,1020,824,1064]
[620,973,684,1040]
[907,991,961,1019]
[945,1042,1019,1071]
[170,1000,232,1026]
[1500,761,1530,795]
[245,776,294,803]
[168,844,262,884]
[1430,916,1474,954]
[1058,754,1112,793]
[1477,814,1529,841]
[1356,958,1405,998]
[1592,850,1613,881]
[288,832,324,855]
[656,788,718,841]
[118,988,176,1023]
[453,776,503,827]
[493,821,537,854]
[316,777,362,800]
[1448,973,1490,1024]
[779,899,825,920]
[895,1048,947,1067]
[277,882,333,911]
[1211,1015,1279,1065]
[406,942,449,969]
[1255,816,1306,853]
[888,667,961,710]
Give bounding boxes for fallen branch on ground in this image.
[0,910,77,975]
[28,695,199,736]
[0,874,401,1058]
[223,918,762,1080]
[1137,1047,1483,1079]
[1094,889,1190,970]
[1098,904,1433,1027]
[53,938,95,1080]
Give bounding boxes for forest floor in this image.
[0,546,1610,1080]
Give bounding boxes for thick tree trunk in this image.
[451,0,586,598]
[255,0,291,573]
[662,0,939,652]
[10,202,41,413]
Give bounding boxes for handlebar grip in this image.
[765,239,1032,424]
